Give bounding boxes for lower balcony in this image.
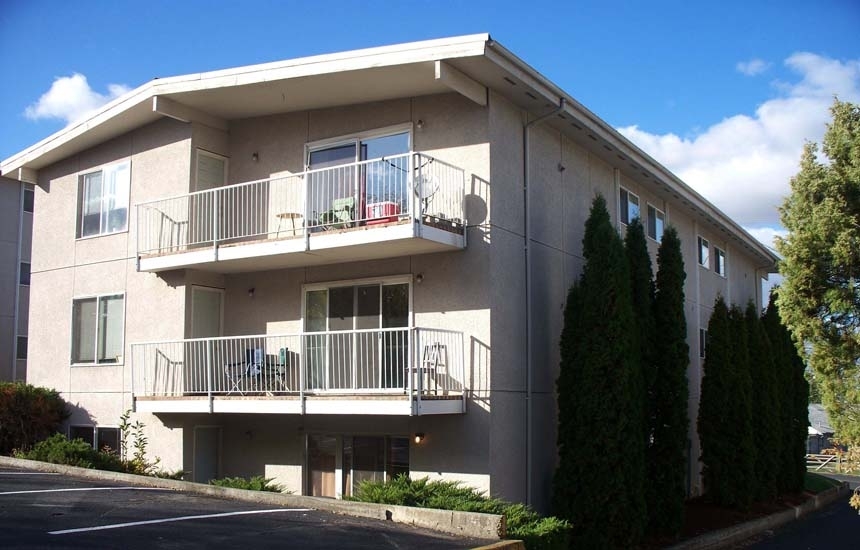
[136,153,466,273]
[131,327,466,416]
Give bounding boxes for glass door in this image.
[307,434,337,497]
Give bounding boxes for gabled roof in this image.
[0,34,778,268]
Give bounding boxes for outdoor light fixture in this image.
[414,433,425,444]
[252,152,259,162]
[248,287,255,297]
[416,119,425,130]
[415,273,424,284]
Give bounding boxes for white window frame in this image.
[70,292,126,366]
[619,187,640,225]
[698,236,710,269]
[23,186,34,213]
[304,123,414,167]
[68,425,120,452]
[194,149,229,192]
[647,204,665,242]
[77,160,131,239]
[714,247,727,277]
[301,274,414,329]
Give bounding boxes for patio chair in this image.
[224,348,263,395]
[318,197,355,229]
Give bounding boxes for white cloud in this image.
[24,73,130,125]
[618,52,860,247]
[743,226,786,252]
[736,58,770,76]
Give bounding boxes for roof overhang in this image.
[1,32,778,268]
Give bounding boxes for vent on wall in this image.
[503,76,517,86]
[525,91,538,100]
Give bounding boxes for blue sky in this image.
[2,0,859,245]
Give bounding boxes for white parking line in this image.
[0,487,169,496]
[0,472,60,475]
[49,508,313,535]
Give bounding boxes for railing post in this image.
[300,334,306,414]
[460,332,466,413]
[212,191,219,260]
[206,341,213,414]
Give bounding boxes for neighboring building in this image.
[0,175,33,381]
[0,35,777,510]
[807,404,835,453]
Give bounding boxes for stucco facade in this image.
[0,175,32,381]
[2,35,776,511]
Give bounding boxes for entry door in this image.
[193,150,227,244]
[191,287,223,339]
[308,434,337,497]
[193,426,221,483]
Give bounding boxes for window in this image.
[699,328,708,358]
[23,187,34,213]
[647,204,665,242]
[69,426,120,453]
[19,262,30,285]
[71,294,124,364]
[309,434,410,498]
[698,237,710,268]
[78,162,130,238]
[619,188,640,225]
[16,336,27,360]
[714,247,726,277]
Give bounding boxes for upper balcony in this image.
[136,153,466,273]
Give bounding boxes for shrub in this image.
[350,475,570,549]
[15,433,124,472]
[209,475,285,492]
[0,382,69,454]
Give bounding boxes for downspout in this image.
[524,98,565,506]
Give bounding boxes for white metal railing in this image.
[136,153,466,257]
[130,328,466,409]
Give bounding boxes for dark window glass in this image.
[97,428,120,453]
[19,262,30,285]
[23,188,34,213]
[387,436,410,480]
[70,426,95,447]
[16,336,27,360]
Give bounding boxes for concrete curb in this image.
[666,482,852,550]
[0,456,504,541]
[471,541,526,550]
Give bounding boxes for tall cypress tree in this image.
[698,297,734,505]
[762,294,809,493]
[554,195,646,547]
[648,226,689,535]
[727,305,756,509]
[745,301,779,502]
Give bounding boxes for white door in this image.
[191,286,223,339]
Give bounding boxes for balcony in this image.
[130,327,466,416]
[136,153,466,273]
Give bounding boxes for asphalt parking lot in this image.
[0,467,491,549]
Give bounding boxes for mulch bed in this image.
[642,492,810,548]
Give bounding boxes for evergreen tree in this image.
[777,99,860,445]
[648,226,689,535]
[762,293,809,494]
[745,302,779,502]
[698,297,735,506]
[625,218,654,456]
[727,305,756,509]
[553,195,646,547]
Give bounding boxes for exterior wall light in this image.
[414,432,425,444]
[252,152,259,162]
[415,273,424,284]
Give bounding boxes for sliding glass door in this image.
[303,281,409,391]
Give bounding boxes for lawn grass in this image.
[804,472,842,493]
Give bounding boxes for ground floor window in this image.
[307,434,409,498]
[69,425,120,453]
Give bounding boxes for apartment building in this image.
[0,35,777,511]
[0,175,33,381]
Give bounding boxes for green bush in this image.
[349,475,570,549]
[15,433,124,472]
[209,475,285,492]
[0,382,69,454]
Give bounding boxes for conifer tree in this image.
[554,195,646,547]
[648,226,689,535]
[727,305,756,509]
[745,302,779,502]
[698,297,735,505]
